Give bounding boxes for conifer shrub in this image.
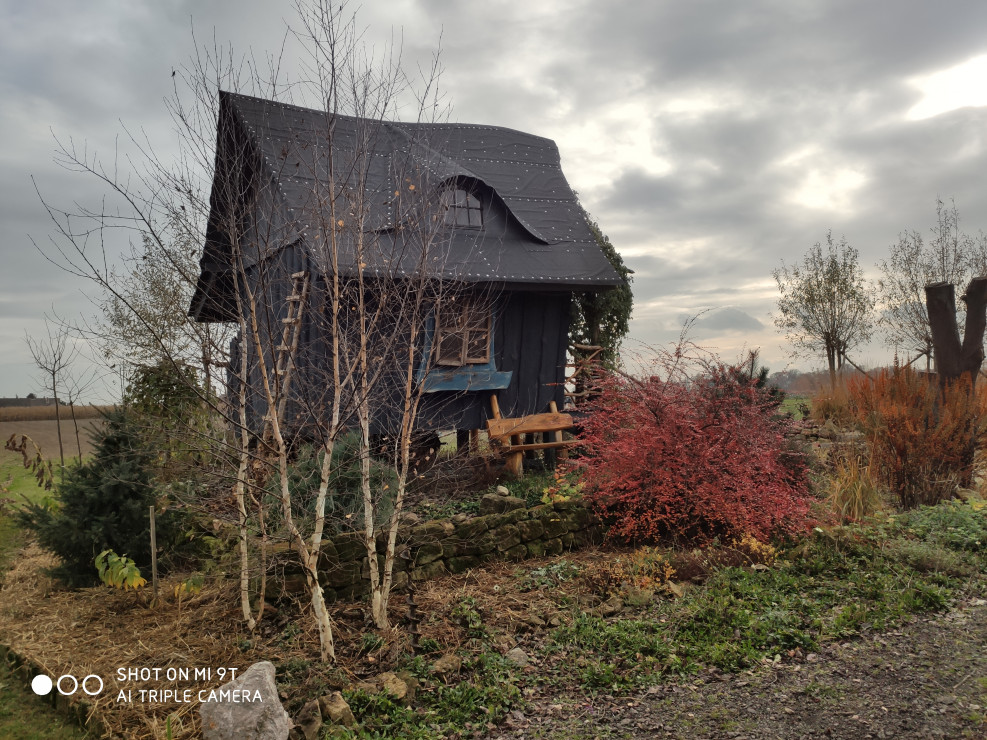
[262,432,399,537]
[17,409,179,586]
[847,367,987,509]
[578,351,812,545]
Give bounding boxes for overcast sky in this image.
[3,0,987,400]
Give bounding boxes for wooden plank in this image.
[487,411,572,440]
[423,369,513,393]
[499,439,579,453]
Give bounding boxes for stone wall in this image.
[273,495,603,602]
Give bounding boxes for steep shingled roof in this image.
[191,91,622,319]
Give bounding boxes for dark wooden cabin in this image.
[189,91,622,440]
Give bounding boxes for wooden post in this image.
[549,400,567,462]
[149,505,159,601]
[489,394,523,477]
[456,429,471,457]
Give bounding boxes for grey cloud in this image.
[682,307,764,333]
[5,0,987,397]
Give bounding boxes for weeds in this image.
[548,501,987,691]
[343,652,520,738]
[518,559,582,592]
[451,595,487,640]
[827,449,884,522]
[581,547,676,599]
[849,367,987,508]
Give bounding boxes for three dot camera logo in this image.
[32,672,104,697]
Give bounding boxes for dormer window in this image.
[440,187,482,228]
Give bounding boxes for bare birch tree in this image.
[33,0,453,661]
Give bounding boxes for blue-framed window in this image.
[416,298,512,393]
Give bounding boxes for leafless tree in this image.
[877,198,987,370]
[25,321,79,475]
[33,0,459,662]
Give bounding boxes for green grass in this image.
[0,661,92,739]
[547,501,987,692]
[778,394,810,419]
[0,459,93,739]
[338,651,522,739]
[333,501,987,735]
[0,460,51,573]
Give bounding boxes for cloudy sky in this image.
[3,0,987,400]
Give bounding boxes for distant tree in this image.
[773,232,876,389]
[99,219,230,395]
[877,199,987,370]
[569,211,633,369]
[25,322,77,475]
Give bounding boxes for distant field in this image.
[0,404,113,423]
[778,394,810,420]
[1,419,104,462]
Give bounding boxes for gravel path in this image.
[493,596,987,739]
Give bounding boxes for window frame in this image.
[440,187,483,229]
[434,298,492,367]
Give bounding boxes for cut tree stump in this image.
[925,277,987,388]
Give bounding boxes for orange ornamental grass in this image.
[848,367,987,509]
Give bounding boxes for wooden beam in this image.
[487,412,572,440]
[497,439,580,453]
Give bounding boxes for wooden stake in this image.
[149,505,159,601]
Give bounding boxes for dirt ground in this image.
[1,420,102,462]
[492,595,987,740]
[2,536,986,739]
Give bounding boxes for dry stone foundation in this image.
[272,495,603,601]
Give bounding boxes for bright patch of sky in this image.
[907,55,987,120]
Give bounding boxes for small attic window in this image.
[440,187,482,228]
[435,298,491,366]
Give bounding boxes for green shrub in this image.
[123,361,222,481]
[263,432,398,537]
[16,409,179,586]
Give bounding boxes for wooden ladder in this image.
[262,271,310,444]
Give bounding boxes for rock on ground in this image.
[200,661,291,740]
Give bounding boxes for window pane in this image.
[441,187,482,228]
[464,309,488,330]
[437,332,464,366]
[465,330,490,363]
[438,301,463,328]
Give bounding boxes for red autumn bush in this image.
[578,355,812,545]
[848,367,987,509]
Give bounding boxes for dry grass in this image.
[827,449,885,522]
[0,406,113,423]
[810,379,855,426]
[0,535,612,739]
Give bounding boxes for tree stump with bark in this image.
[925,277,987,388]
